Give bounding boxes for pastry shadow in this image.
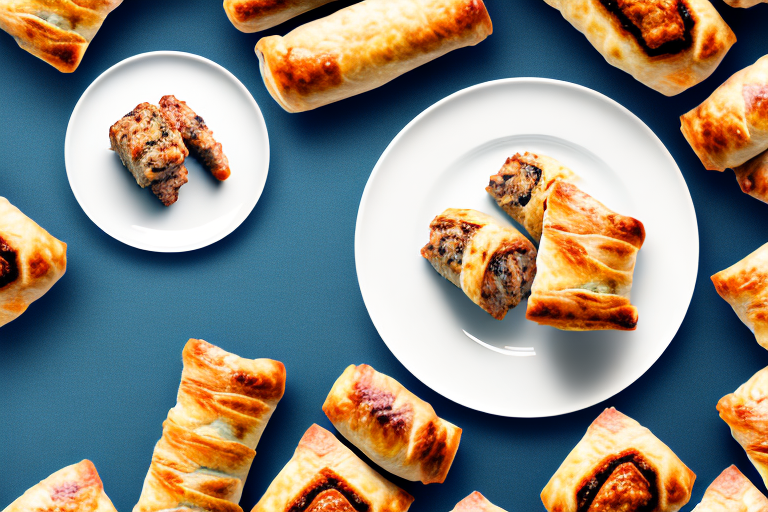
[543,328,624,394]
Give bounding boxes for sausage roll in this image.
[0,197,66,328]
[526,182,645,331]
[109,103,189,206]
[541,408,696,512]
[718,366,768,489]
[542,0,735,96]
[0,0,122,73]
[254,0,493,113]
[251,424,414,512]
[323,364,462,485]
[159,95,231,181]
[421,208,537,320]
[224,0,337,33]
[681,55,768,172]
[452,492,508,512]
[691,466,768,512]
[486,152,577,241]
[711,242,768,350]
[2,460,117,512]
[134,338,286,512]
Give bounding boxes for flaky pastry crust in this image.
[452,492,508,512]
[224,0,337,33]
[691,466,768,512]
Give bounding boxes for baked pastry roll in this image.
[255,0,493,113]
[486,152,577,241]
[0,0,122,73]
[420,208,537,320]
[2,460,117,512]
[159,95,231,181]
[718,366,768,489]
[0,197,66,328]
[541,408,695,512]
[542,0,735,96]
[681,55,768,172]
[526,181,645,331]
[691,466,768,512]
[451,492,508,512]
[251,424,413,512]
[224,0,337,33]
[711,242,768,350]
[134,338,286,512]
[323,364,462,484]
[109,103,189,206]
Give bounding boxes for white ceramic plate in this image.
[355,78,698,418]
[65,52,269,252]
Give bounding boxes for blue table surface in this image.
[2,1,768,510]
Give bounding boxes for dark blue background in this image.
[1,1,768,510]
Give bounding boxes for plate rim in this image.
[64,50,270,253]
[354,77,700,418]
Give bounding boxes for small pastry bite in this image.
[251,424,414,512]
[0,197,66,328]
[0,0,123,73]
[451,492,508,512]
[541,408,695,512]
[159,95,231,181]
[421,208,537,320]
[255,0,493,112]
[2,460,117,512]
[134,339,286,512]
[323,364,462,485]
[486,152,577,241]
[526,181,645,331]
[224,0,337,33]
[542,0,735,96]
[109,103,189,206]
[718,366,768,489]
[691,466,768,512]
[712,242,768,350]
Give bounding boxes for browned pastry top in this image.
[599,0,693,56]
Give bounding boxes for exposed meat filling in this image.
[480,243,537,319]
[305,490,358,512]
[487,157,543,209]
[577,452,658,512]
[420,219,482,286]
[0,236,19,289]
[150,165,189,207]
[287,470,370,512]
[599,0,694,56]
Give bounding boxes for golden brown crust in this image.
[452,492,508,512]
[691,466,768,512]
[734,151,768,203]
[223,0,338,33]
[255,0,492,112]
[323,364,461,484]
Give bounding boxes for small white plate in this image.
[355,78,699,418]
[65,52,269,252]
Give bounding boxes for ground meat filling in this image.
[150,165,189,207]
[480,244,536,318]
[421,220,481,284]
[287,470,370,512]
[0,236,19,289]
[600,0,694,56]
[487,157,543,208]
[577,452,659,512]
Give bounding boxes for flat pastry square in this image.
[451,492,508,512]
[526,181,645,331]
[251,424,414,512]
[2,460,117,512]
[712,242,768,349]
[541,408,695,512]
[691,466,768,512]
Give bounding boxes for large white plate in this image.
[355,78,698,418]
[65,52,269,252]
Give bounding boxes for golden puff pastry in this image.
[542,0,735,96]
[0,0,123,73]
[251,424,414,512]
[452,492,508,512]
[255,0,492,113]
[691,466,768,512]
[718,366,768,489]
[681,55,768,172]
[526,182,645,331]
[421,208,537,320]
[323,364,462,485]
[0,197,66,328]
[541,408,695,512]
[224,0,337,33]
[712,242,768,350]
[2,460,117,512]
[735,152,768,204]
[134,338,286,512]
[486,152,577,242]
